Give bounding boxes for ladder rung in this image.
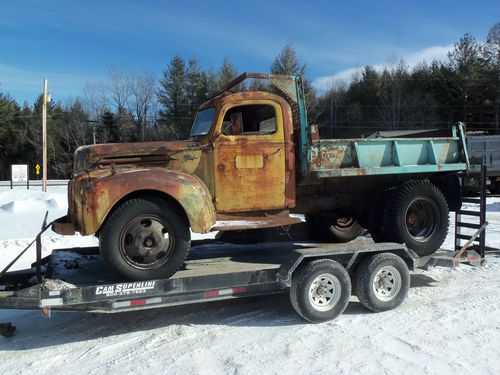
[462,197,481,204]
[456,222,481,229]
[455,234,478,241]
[457,210,481,217]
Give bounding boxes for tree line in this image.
[0,21,498,179]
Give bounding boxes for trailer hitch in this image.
[0,211,53,284]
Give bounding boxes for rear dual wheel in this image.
[368,180,449,257]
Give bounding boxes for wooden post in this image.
[42,78,47,192]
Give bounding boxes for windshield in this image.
[190,107,216,137]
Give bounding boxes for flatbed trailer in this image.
[0,234,468,337]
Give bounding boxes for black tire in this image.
[290,259,351,323]
[384,180,449,256]
[99,197,190,281]
[355,253,410,312]
[306,213,363,243]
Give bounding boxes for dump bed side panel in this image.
[309,125,468,178]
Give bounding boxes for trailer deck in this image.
[0,240,415,313]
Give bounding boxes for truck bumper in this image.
[52,216,76,235]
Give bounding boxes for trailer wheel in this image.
[306,214,363,243]
[355,253,409,312]
[290,259,351,323]
[99,197,190,281]
[384,180,449,256]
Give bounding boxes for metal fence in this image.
[0,180,69,187]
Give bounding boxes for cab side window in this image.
[222,104,277,136]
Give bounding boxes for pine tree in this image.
[186,58,209,117]
[217,57,238,91]
[158,55,189,138]
[484,22,500,130]
[447,33,483,123]
[270,44,318,122]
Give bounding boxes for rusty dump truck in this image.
[52,73,469,281]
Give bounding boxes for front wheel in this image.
[290,259,351,323]
[99,197,190,281]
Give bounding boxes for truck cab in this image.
[191,89,296,214]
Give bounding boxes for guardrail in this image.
[0,180,69,187]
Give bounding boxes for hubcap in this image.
[308,273,342,311]
[404,197,439,242]
[118,214,175,269]
[334,216,354,229]
[372,266,401,302]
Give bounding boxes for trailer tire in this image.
[355,253,409,312]
[99,197,190,281]
[384,180,449,256]
[290,259,351,323]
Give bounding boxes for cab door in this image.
[213,100,286,213]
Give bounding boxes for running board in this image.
[211,214,302,231]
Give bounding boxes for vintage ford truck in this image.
[53,73,469,280]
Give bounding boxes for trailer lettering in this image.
[95,281,156,297]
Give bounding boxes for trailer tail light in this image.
[113,297,161,309]
[204,286,247,298]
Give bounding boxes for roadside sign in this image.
[10,164,29,189]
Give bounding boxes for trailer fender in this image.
[76,168,216,235]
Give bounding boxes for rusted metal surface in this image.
[213,213,302,231]
[74,140,204,175]
[69,167,216,235]
[201,91,296,213]
[52,217,76,235]
[309,129,468,178]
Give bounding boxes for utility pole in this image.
[42,78,47,192]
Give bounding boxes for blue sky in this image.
[0,0,498,104]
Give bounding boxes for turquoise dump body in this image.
[308,124,469,178]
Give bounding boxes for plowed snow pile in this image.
[0,186,499,374]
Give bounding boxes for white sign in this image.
[11,164,28,183]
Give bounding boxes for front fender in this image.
[74,168,216,235]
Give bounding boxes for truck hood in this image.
[74,140,204,173]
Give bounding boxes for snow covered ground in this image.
[1,186,500,374]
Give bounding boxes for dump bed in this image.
[308,124,469,178]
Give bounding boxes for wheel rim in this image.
[404,197,439,242]
[372,265,402,302]
[333,216,355,230]
[118,214,175,270]
[308,273,342,311]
